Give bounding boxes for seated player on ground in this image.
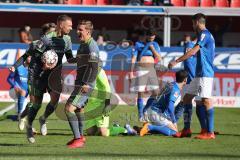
[84,69,137,137]
[140,70,188,136]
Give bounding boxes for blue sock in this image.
[148,124,176,136]
[17,95,25,114]
[137,98,144,119]
[143,97,155,113]
[196,105,207,130]
[183,104,192,129]
[174,102,184,122]
[206,107,214,133]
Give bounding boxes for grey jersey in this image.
[75,38,100,85]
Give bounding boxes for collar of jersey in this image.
[85,37,92,44]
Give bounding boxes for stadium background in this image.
[0,2,240,160]
[0,4,239,107]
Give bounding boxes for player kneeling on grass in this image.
[140,70,188,137]
[84,69,137,137]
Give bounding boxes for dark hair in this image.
[137,29,145,36]
[192,13,206,24]
[41,23,56,35]
[176,70,188,83]
[57,15,72,22]
[146,28,156,36]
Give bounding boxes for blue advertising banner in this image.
[0,43,239,73]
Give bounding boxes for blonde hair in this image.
[78,20,94,34]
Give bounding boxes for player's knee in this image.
[19,89,26,96]
[65,103,75,112]
[202,98,212,107]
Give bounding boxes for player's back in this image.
[151,82,181,116]
[196,29,215,77]
[15,64,28,89]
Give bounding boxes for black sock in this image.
[42,103,55,120]
[27,103,41,127]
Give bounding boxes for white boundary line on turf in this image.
[0,103,15,116]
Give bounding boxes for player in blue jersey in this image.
[130,29,161,122]
[169,13,216,139]
[173,37,199,137]
[140,70,188,136]
[7,56,31,123]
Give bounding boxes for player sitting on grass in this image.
[140,70,188,136]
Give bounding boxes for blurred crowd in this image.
[0,0,172,5]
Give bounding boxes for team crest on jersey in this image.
[174,91,179,98]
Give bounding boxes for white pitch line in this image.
[0,103,15,116]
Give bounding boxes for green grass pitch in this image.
[0,102,240,160]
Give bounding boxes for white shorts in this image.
[144,108,172,126]
[182,84,201,101]
[186,77,214,98]
[130,66,159,92]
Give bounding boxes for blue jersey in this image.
[151,82,181,123]
[183,41,196,84]
[196,29,215,78]
[7,64,28,91]
[133,41,160,61]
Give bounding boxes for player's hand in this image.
[128,71,134,83]
[9,66,15,72]
[81,84,90,93]
[174,123,178,131]
[14,87,20,94]
[42,63,55,70]
[103,105,111,116]
[168,60,177,69]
